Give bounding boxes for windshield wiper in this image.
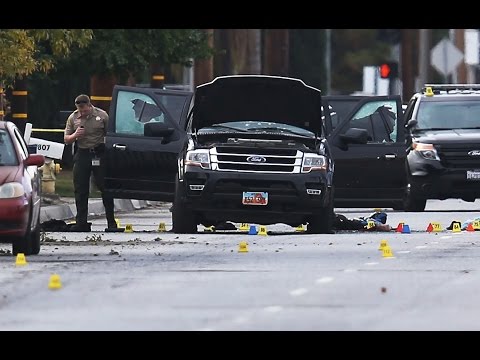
[206,124,248,132]
[414,127,450,131]
[253,127,311,137]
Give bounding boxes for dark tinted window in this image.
[157,94,188,123]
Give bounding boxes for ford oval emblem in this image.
[247,155,267,163]
[468,150,480,156]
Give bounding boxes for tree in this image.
[69,29,214,83]
[0,29,93,83]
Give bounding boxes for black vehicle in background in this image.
[403,84,480,211]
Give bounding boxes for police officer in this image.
[64,94,116,232]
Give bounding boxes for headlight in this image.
[302,155,327,173]
[185,150,211,169]
[412,142,440,161]
[0,182,25,199]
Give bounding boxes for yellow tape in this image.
[90,96,112,101]
[12,91,28,96]
[12,113,27,118]
[32,128,65,133]
[152,75,165,81]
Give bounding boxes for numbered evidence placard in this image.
[29,137,65,160]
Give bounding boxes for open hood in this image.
[193,76,322,135]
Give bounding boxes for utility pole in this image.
[150,63,165,89]
[401,29,416,101]
[246,29,262,74]
[454,29,467,83]
[90,74,116,113]
[325,29,331,95]
[10,77,28,134]
[0,83,4,121]
[418,29,430,88]
[263,29,290,76]
[194,29,214,87]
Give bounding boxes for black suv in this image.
[174,75,335,233]
[403,84,480,211]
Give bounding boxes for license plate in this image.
[467,170,480,180]
[92,159,100,166]
[242,192,268,205]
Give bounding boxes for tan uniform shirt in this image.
[65,106,109,149]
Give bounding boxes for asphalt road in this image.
[1,199,480,330]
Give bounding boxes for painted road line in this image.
[316,276,334,284]
[290,288,309,297]
[264,305,283,313]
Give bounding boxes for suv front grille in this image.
[439,144,480,168]
[211,147,303,173]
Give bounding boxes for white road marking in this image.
[316,276,334,284]
[232,316,249,324]
[198,327,215,331]
[441,236,452,239]
[430,241,439,244]
[364,262,378,266]
[415,245,428,249]
[344,268,358,273]
[397,250,411,254]
[290,288,309,296]
[264,305,283,313]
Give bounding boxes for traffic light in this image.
[379,62,399,79]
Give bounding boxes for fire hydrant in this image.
[39,158,62,194]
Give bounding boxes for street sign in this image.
[465,29,479,65]
[431,38,464,76]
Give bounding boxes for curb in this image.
[40,198,157,223]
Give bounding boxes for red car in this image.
[0,121,45,255]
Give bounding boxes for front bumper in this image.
[182,168,333,225]
[0,198,29,238]
[409,152,480,200]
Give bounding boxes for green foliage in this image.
[332,29,391,94]
[0,29,93,84]
[67,29,214,81]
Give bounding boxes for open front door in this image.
[326,96,407,208]
[104,85,192,202]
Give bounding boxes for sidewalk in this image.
[40,196,164,223]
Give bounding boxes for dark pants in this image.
[73,148,115,226]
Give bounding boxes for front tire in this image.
[12,209,38,256]
[403,182,426,212]
[172,178,198,234]
[307,188,335,234]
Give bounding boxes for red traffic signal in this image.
[379,62,398,79]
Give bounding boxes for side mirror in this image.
[405,119,418,130]
[24,154,45,167]
[144,122,175,138]
[339,128,369,145]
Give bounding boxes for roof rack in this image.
[422,84,480,94]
